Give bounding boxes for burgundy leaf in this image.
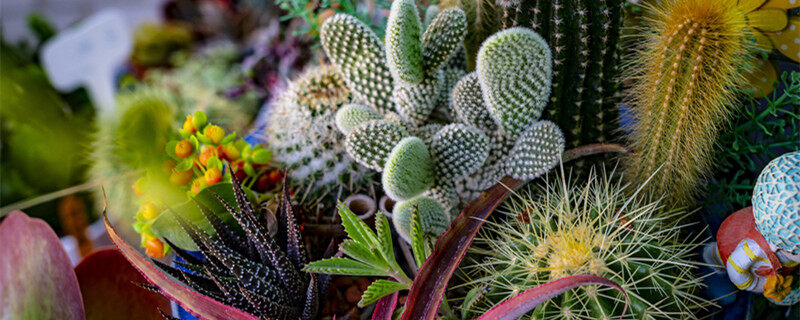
[104,212,259,320]
[371,291,399,320]
[476,275,628,320]
[75,247,171,319]
[0,211,85,320]
[401,176,523,320]
[561,143,631,163]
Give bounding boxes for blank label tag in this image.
[41,9,132,114]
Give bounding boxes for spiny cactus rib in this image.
[392,195,450,243]
[432,68,467,122]
[346,120,409,171]
[385,0,424,84]
[430,124,490,180]
[624,0,750,206]
[421,8,468,74]
[335,103,383,135]
[382,137,436,201]
[451,72,497,132]
[477,27,552,140]
[504,120,565,180]
[321,14,395,114]
[394,72,442,126]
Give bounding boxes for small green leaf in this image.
[341,240,389,270]
[410,206,427,267]
[220,132,237,145]
[242,144,252,160]
[251,149,272,164]
[189,135,200,151]
[166,140,180,160]
[243,162,255,176]
[337,202,380,246]
[303,257,388,276]
[175,158,194,172]
[192,111,207,129]
[375,212,397,268]
[206,156,221,170]
[358,280,410,307]
[179,129,191,139]
[196,133,212,144]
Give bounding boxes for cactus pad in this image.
[335,103,383,135]
[392,195,450,243]
[430,124,490,180]
[382,137,436,201]
[504,120,565,180]
[345,120,409,171]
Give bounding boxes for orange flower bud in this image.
[145,237,165,259]
[204,125,225,144]
[183,115,196,133]
[205,167,222,185]
[140,202,159,220]
[175,140,194,158]
[169,170,193,186]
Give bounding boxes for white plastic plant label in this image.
[40,9,132,114]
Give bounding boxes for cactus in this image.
[267,66,372,201]
[346,120,410,171]
[382,137,436,201]
[320,14,395,114]
[430,124,490,181]
[323,9,564,240]
[335,103,383,135]
[476,27,552,140]
[623,0,750,206]
[392,195,450,242]
[496,0,625,149]
[464,170,711,319]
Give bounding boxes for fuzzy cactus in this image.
[267,66,372,200]
[335,103,383,135]
[421,7,469,74]
[431,68,467,122]
[394,72,442,125]
[476,27,552,140]
[382,137,435,201]
[392,195,450,242]
[497,0,626,148]
[385,0,425,84]
[505,120,565,180]
[320,14,395,114]
[623,0,750,206]
[464,171,711,319]
[451,73,497,132]
[422,182,461,218]
[345,120,409,171]
[430,124,490,181]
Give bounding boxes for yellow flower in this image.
[763,274,793,302]
[737,0,800,97]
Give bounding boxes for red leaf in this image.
[401,176,524,320]
[0,211,85,320]
[104,212,259,320]
[371,291,399,320]
[476,275,628,320]
[75,247,171,319]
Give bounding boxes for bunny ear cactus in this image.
[451,72,497,132]
[477,27,552,140]
[430,124,490,181]
[421,7,469,74]
[623,0,750,206]
[393,195,450,242]
[505,120,565,180]
[320,14,395,114]
[335,103,383,135]
[385,0,425,84]
[346,120,410,171]
[382,137,436,201]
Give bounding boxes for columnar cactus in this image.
[464,171,711,319]
[321,8,565,241]
[267,66,373,202]
[499,0,625,148]
[623,0,750,206]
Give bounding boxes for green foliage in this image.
[385,0,425,84]
[476,27,552,140]
[277,0,389,40]
[464,170,712,319]
[382,137,436,201]
[335,103,383,135]
[305,205,421,306]
[346,120,410,171]
[430,124,490,180]
[392,195,450,242]
[131,23,193,67]
[320,14,396,114]
[707,71,800,211]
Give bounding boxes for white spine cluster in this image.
[430,124,490,180]
[345,120,409,171]
[505,120,565,180]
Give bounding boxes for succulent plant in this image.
[392,195,450,243]
[495,0,625,149]
[464,170,712,319]
[622,0,751,206]
[155,172,324,319]
[322,8,564,242]
[267,66,372,203]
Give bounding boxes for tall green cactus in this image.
[496,0,625,148]
[623,0,750,206]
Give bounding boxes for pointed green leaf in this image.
[251,149,272,164]
[175,158,193,171]
[340,240,389,270]
[304,258,388,276]
[410,207,427,267]
[375,212,397,267]
[337,202,379,246]
[358,280,410,307]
